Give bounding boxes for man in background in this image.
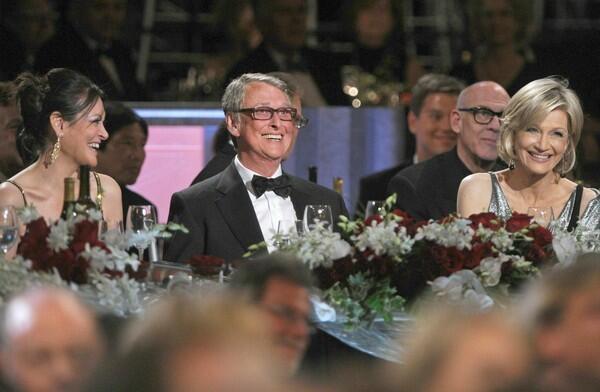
[0,82,24,180]
[230,252,314,376]
[388,81,509,220]
[0,288,104,392]
[357,73,464,210]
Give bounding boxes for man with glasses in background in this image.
[388,81,509,220]
[166,73,347,263]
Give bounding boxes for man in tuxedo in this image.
[388,81,509,221]
[356,73,464,211]
[34,0,145,101]
[166,73,348,263]
[224,0,347,106]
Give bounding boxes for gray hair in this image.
[410,73,465,116]
[222,73,291,124]
[498,77,583,175]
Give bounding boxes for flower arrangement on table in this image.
[269,195,589,327]
[1,206,186,315]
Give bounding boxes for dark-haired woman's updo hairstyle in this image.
[15,68,104,165]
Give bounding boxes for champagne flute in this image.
[126,205,158,261]
[303,205,333,232]
[365,200,385,219]
[527,206,555,229]
[0,206,18,256]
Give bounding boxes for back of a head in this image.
[15,68,104,165]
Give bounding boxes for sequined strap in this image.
[4,180,28,206]
[92,171,104,211]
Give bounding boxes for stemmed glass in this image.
[365,200,385,219]
[0,206,18,256]
[527,206,555,229]
[276,219,304,246]
[303,205,333,232]
[126,205,158,261]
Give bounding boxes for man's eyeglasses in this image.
[458,107,503,125]
[236,106,297,121]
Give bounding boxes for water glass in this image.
[365,200,386,218]
[126,205,158,261]
[0,206,18,255]
[303,205,333,232]
[527,206,555,228]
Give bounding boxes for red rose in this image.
[464,241,494,269]
[468,212,503,230]
[505,213,532,232]
[187,255,225,276]
[528,225,553,247]
[426,245,465,276]
[364,214,383,227]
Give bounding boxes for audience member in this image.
[0,287,104,392]
[458,77,600,231]
[357,73,464,210]
[451,0,542,96]
[96,101,156,219]
[190,72,308,185]
[86,294,283,392]
[388,81,509,220]
[0,0,57,80]
[224,0,348,106]
[389,304,532,392]
[166,73,348,262]
[0,82,24,181]
[521,253,600,391]
[34,0,146,101]
[0,68,123,228]
[230,252,314,376]
[342,0,424,94]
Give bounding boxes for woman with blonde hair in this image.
[457,77,600,231]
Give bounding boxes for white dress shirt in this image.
[234,157,297,252]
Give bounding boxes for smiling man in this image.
[388,81,509,220]
[166,73,348,263]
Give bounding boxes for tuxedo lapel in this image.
[215,164,264,251]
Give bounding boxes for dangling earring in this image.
[44,135,62,168]
[509,159,515,170]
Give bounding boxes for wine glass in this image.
[527,206,555,229]
[126,205,158,261]
[0,206,18,256]
[365,200,385,219]
[303,205,333,232]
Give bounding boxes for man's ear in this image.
[450,110,461,135]
[225,113,241,138]
[407,111,418,135]
[49,111,64,138]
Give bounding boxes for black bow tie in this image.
[251,174,291,198]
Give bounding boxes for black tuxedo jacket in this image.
[34,24,145,101]
[165,162,349,262]
[387,148,471,221]
[190,143,236,186]
[224,43,348,106]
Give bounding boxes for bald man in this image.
[0,288,104,392]
[388,81,510,220]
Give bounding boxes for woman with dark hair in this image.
[0,68,123,227]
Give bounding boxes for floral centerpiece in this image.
[1,206,185,315]
[270,196,569,327]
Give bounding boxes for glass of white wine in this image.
[0,206,18,256]
[127,205,158,261]
[527,206,555,229]
[303,205,333,232]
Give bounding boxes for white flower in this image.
[430,270,494,310]
[47,219,71,252]
[352,221,414,260]
[81,244,111,271]
[476,227,514,252]
[416,219,474,250]
[478,256,507,287]
[17,205,40,224]
[282,223,351,270]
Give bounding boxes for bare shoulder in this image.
[0,181,27,208]
[457,172,494,217]
[96,173,121,195]
[95,173,123,224]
